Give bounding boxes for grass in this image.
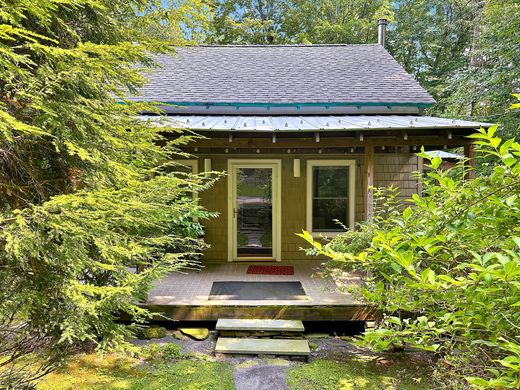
[286,356,434,390]
[37,352,234,390]
[260,231,272,247]
[33,342,435,390]
[237,232,248,247]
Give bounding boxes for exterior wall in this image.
[193,153,420,263]
[374,154,421,201]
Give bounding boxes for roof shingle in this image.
[128,45,435,107]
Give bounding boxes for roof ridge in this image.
[177,43,381,48]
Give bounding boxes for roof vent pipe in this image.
[378,19,388,47]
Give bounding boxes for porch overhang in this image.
[139,114,491,133]
[141,114,491,223]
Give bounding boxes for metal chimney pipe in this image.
[378,18,388,47]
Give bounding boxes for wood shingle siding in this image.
[195,153,420,263]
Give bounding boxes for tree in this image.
[207,0,289,44]
[0,0,216,387]
[440,0,520,137]
[300,100,520,387]
[387,0,520,137]
[207,0,393,44]
[282,0,393,44]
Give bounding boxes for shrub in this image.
[140,343,182,364]
[162,343,182,360]
[136,326,167,340]
[300,116,520,387]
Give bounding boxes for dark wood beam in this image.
[464,143,476,180]
[365,146,375,221]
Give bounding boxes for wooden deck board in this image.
[137,261,378,322]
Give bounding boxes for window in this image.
[306,160,355,234]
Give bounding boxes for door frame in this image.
[227,159,282,262]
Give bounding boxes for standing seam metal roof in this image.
[127,45,436,106]
[139,115,490,132]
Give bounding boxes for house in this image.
[131,21,488,325]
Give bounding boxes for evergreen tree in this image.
[0,0,216,387]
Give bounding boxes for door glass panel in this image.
[236,167,273,257]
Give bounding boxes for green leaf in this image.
[421,268,436,284]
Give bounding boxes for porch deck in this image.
[143,261,378,321]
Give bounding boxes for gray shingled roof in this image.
[127,45,435,106]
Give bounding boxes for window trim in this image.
[306,160,356,236]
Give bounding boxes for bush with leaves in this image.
[300,110,520,387]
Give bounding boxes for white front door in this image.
[227,159,281,262]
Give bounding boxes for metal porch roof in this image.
[424,150,464,159]
[138,115,491,132]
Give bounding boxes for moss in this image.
[309,342,319,350]
[135,326,167,340]
[262,358,291,367]
[178,328,209,340]
[287,357,434,390]
[235,359,259,369]
[38,352,234,390]
[171,330,184,340]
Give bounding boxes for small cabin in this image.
[130,40,487,322]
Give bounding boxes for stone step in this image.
[218,330,304,339]
[216,318,305,332]
[215,337,310,357]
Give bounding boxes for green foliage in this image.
[207,0,394,44]
[208,0,288,44]
[441,0,520,132]
[0,0,218,387]
[135,326,167,340]
[282,0,394,44]
[39,352,235,389]
[286,357,434,389]
[139,342,182,362]
[300,107,520,387]
[387,0,520,138]
[160,343,182,361]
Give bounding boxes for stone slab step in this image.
[216,318,304,332]
[215,337,310,356]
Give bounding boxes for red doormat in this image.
[247,265,294,275]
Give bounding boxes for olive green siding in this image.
[194,153,420,263]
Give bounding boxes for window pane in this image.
[312,199,348,231]
[313,166,349,198]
